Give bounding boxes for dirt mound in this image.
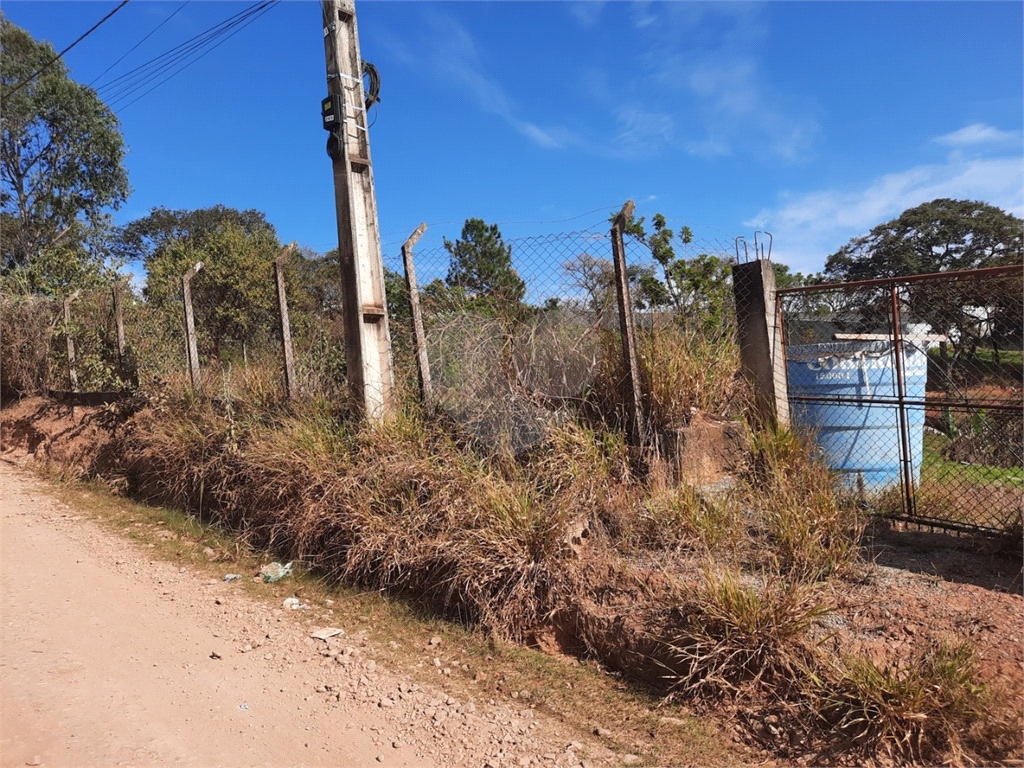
[0,396,128,478]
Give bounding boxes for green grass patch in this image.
[922,431,1023,487]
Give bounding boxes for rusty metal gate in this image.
[776,266,1023,536]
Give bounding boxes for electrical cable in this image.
[100,2,275,107]
[87,0,189,88]
[94,1,268,93]
[2,0,131,99]
[109,1,277,111]
[362,60,380,110]
[94,1,275,108]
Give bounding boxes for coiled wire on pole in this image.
[362,60,381,110]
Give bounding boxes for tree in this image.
[824,198,1023,349]
[771,262,812,289]
[562,252,666,317]
[824,199,1023,407]
[143,216,280,360]
[825,198,1022,280]
[1,18,130,279]
[615,210,737,334]
[117,204,276,266]
[444,218,526,304]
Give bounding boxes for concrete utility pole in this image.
[320,0,395,421]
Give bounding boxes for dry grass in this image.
[119,394,631,641]
[629,485,744,553]
[637,323,751,429]
[1,293,57,395]
[747,425,865,582]
[20,315,1012,768]
[809,639,1022,765]
[659,568,830,700]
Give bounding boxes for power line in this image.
[96,1,277,111]
[110,2,277,111]
[88,1,189,88]
[95,2,269,101]
[3,0,131,99]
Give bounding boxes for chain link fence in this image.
[6,220,1019,537]
[778,266,1023,535]
[386,224,748,453]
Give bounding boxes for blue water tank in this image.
[786,341,928,492]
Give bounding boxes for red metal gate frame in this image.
[775,264,1023,535]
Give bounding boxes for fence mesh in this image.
[387,227,745,452]
[6,219,1019,537]
[778,268,1023,535]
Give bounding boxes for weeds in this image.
[810,639,1021,765]
[630,485,743,553]
[660,568,830,700]
[747,425,864,581]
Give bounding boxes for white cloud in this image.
[676,59,819,160]
[933,123,1018,147]
[746,154,1024,275]
[612,106,675,156]
[393,11,577,150]
[630,1,657,29]
[567,2,605,27]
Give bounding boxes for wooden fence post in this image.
[181,262,204,391]
[63,290,81,391]
[401,223,433,407]
[274,242,298,399]
[610,200,644,445]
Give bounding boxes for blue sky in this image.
[4,1,1022,279]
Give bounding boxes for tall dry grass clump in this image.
[119,391,631,640]
[808,639,1022,765]
[747,425,864,582]
[638,323,751,428]
[583,322,750,435]
[660,568,830,700]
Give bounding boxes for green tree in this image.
[825,198,1022,281]
[117,204,276,265]
[825,199,1023,351]
[144,219,280,360]
[771,262,812,289]
[616,211,738,333]
[1,18,130,280]
[561,252,657,317]
[444,218,526,304]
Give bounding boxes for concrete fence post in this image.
[112,279,127,373]
[63,290,81,391]
[182,262,204,392]
[401,223,433,407]
[732,259,790,427]
[610,200,644,445]
[274,243,298,399]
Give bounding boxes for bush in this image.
[0,292,56,396]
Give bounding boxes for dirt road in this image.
[0,465,613,768]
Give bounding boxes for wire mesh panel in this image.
[388,225,746,452]
[386,229,620,452]
[778,267,1023,535]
